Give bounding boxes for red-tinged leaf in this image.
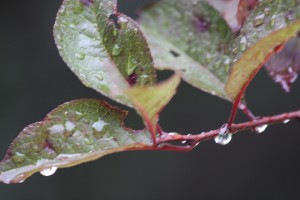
[125,74,181,144]
[0,99,152,184]
[265,36,300,92]
[225,19,300,101]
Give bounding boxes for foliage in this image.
[1,0,300,184]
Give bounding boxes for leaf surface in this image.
[139,0,235,100]
[126,74,181,141]
[54,0,156,106]
[0,99,152,184]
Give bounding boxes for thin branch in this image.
[154,109,300,151]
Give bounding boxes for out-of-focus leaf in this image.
[126,74,181,142]
[0,99,152,184]
[139,0,235,100]
[230,0,300,62]
[265,36,300,92]
[54,0,156,106]
[225,19,300,101]
[207,0,258,32]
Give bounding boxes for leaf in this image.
[230,0,300,61]
[138,0,235,100]
[0,99,152,184]
[207,0,258,32]
[54,0,156,106]
[225,19,300,101]
[265,36,300,92]
[126,74,181,143]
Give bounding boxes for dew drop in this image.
[214,133,232,145]
[112,44,121,56]
[240,36,247,51]
[181,140,187,144]
[253,13,265,27]
[75,53,85,60]
[283,119,290,124]
[264,8,271,16]
[214,124,232,145]
[255,124,268,133]
[12,154,25,164]
[13,174,26,184]
[40,167,58,176]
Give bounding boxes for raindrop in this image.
[112,44,121,56]
[214,133,232,145]
[12,152,25,164]
[240,36,247,51]
[255,124,268,133]
[264,8,271,16]
[253,13,265,27]
[75,53,85,60]
[13,174,26,184]
[40,167,58,176]
[269,16,276,28]
[214,124,232,145]
[283,119,290,124]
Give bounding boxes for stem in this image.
[155,109,300,151]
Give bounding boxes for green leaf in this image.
[138,0,234,100]
[225,19,300,101]
[54,0,156,106]
[126,74,181,142]
[0,99,152,184]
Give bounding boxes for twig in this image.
[154,109,300,151]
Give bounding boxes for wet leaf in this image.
[0,99,152,184]
[139,0,235,100]
[207,0,258,32]
[230,0,300,63]
[54,0,156,106]
[225,19,300,101]
[126,74,181,142]
[265,36,300,92]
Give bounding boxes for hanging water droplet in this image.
[40,167,58,176]
[255,124,268,133]
[181,140,187,144]
[75,53,85,60]
[112,44,121,56]
[13,174,26,184]
[214,124,232,145]
[253,13,265,27]
[283,119,290,124]
[214,133,232,145]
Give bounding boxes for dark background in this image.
[0,0,300,199]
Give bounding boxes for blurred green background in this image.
[0,0,300,199]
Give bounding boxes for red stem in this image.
[153,109,300,151]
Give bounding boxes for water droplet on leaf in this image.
[112,44,121,56]
[240,36,247,51]
[40,167,58,176]
[253,13,265,27]
[75,53,85,60]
